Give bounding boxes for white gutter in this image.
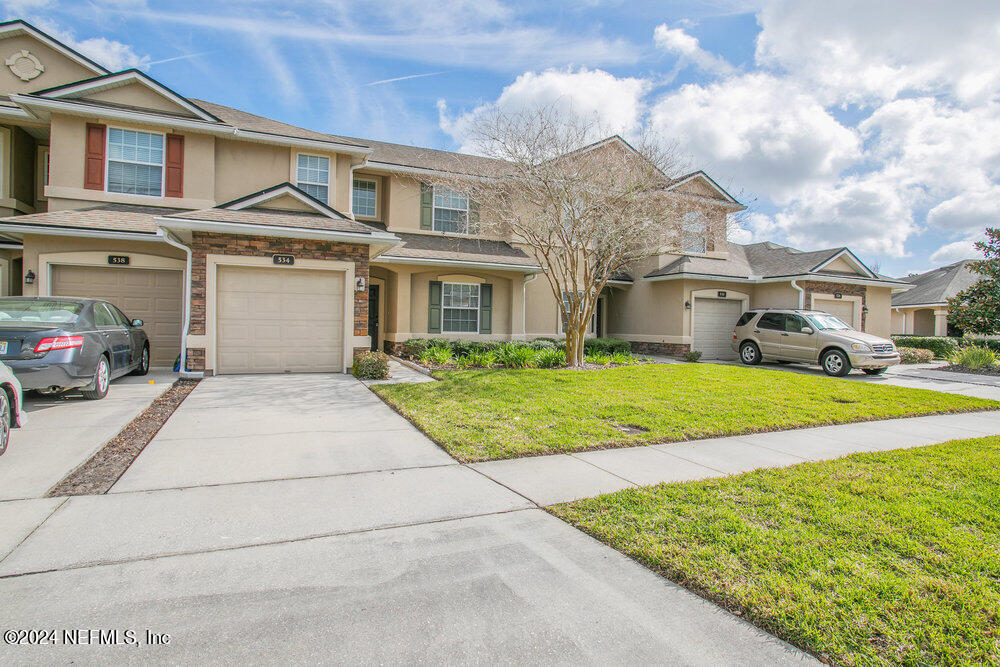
[0,222,161,242]
[158,230,200,378]
[375,255,542,273]
[645,271,912,290]
[346,154,371,220]
[232,129,372,156]
[522,273,538,333]
[365,160,492,182]
[155,216,399,246]
[790,279,805,308]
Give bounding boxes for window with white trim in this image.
[352,178,377,217]
[681,211,707,254]
[442,282,479,333]
[433,186,469,233]
[296,154,330,203]
[559,292,596,334]
[107,128,164,197]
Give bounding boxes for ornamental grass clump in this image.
[585,352,612,366]
[496,343,537,368]
[536,348,567,368]
[609,351,638,366]
[949,345,998,371]
[420,345,454,366]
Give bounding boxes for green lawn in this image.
[551,436,1000,665]
[372,364,998,462]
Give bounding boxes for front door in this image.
[368,284,380,352]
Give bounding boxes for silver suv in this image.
[731,309,900,377]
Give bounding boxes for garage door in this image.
[693,297,744,360]
[216,265,344,374]
[815,299,856,329]
[52,265,182,367]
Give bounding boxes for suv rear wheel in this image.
[739,341,762,365]
[821,349,851,377]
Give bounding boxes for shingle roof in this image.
[645,243,754,279]
[345,136,507,176]
[378,232,538,267]
[163,207,378,235]
[0,204,175,234]
[190,99,369,148]
[892,259,979,306]
[741,242,845,277]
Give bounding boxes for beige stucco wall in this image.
[823,256,857,273]
[0,34,99,95]
[82,83,199,117]
[864,286,892,337]
[913,308,936,336]
[752,282,801,310]
[386,175,422,232]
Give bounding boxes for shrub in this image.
[949,345,998,371]
[454,355,475,369]
[420,345,454,365]
[962,337,1000,354]
[495,343,537,368]
[609,351,637,365]
[890,335,960,359]
[467,350,496,368]
[403,338,438,359]
[683,350,703,363]
[897,347,934,364]
[352,351,389,380]
[584,337,631,355]
[529,338,559,351]
[450,340,476,357]
[585,352,612,366]
[536,348,566,368]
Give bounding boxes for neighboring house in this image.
[0,20,911,373]
[891,259,978,336]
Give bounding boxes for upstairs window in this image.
[442,283,479,333]
[433,186,469,233]
[681,211,708,254]
[297,154,330,203]
[107,128,164,197]
[352,178,377,217]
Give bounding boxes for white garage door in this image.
[216,265,345,374]
[52,265,182,367]
[815,299,856,329]
[693,297,744,360]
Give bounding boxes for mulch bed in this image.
[47,379,200,497]
[937,365,1000,376]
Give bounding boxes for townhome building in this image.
[0,20,910,374]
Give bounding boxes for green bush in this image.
[352,351,390,380]
[683,350,703,363]
[585,352,612,366]
[536,348,566,368]
[609,351,637,365]
[404,338,438,359]
[420,345,454,365]
[962,337,1000,353]
[529,338,559,351]
[890,336,960,359]
[450,340,477,357]
[585,337,631,355]
[897,347,934,364]
[949,345,998,371]
[468,350,496,368]
[495,343,537,368]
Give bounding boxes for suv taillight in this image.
[34,336,84,354]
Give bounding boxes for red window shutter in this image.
[84,123,106,190]
[164,134,184,198]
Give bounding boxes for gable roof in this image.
[33,69,221,122]
[0,20,109,76]
[665,170,742,206]
[0,203,175,236]
[220,182,351,219]
[892,259,979,307]
[377,231,539,271]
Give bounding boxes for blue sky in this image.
[5,0,999,278]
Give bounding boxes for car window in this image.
[108,304,131,327]
[757,312,786,330]
[0,299,83,324]
[735,312,757,327]
[808,314,852,331]
[93,304,117,327]
[786,314,809,333]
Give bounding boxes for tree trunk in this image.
[565,328,580,367]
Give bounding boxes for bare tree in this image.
[434,105,728,367]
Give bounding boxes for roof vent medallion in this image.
[5,49,44,81]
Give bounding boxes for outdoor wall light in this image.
[862,306,869,313]
[24,269,34,285]
[684,300,691,310]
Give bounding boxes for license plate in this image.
[0,341,7,355]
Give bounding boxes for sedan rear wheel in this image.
[82,356,110,400]
[0,391,9,456]
[131,345,150,376]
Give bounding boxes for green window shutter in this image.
[468,199,480,234]
[428,280,442,333]
[420,182,433,230]
[479,283,493,334]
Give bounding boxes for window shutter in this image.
[468,199,479,234]
[479,283,492,334]
[164,133,184,198]
[428,280,442,333]
[84,123,106,190]
[420,182,433,230]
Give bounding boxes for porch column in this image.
[934,309,948,337]
[512,274,526,339]
[396,269,411,336]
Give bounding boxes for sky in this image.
[3,0,999,278]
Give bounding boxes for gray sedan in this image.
[0,297,150,400]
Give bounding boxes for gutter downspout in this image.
[159,230,201,378]
[347,155,370,220]
[790,279,805,309]
[522,273,538,338]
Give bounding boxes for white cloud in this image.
[649,73,860,200]
[653,23,733,74]
[27,18,149,70]
[755,0,1000,105]
[926,188,1000,234]
[930,240,980,265]
[439,67,649,152]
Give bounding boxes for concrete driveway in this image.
[0,374,808,664]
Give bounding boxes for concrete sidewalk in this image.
[471,410,1000,505]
